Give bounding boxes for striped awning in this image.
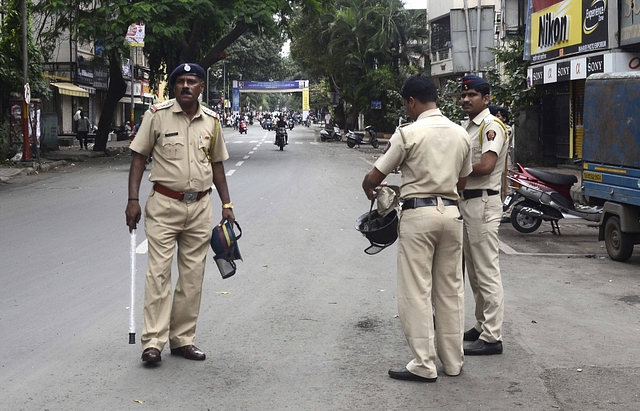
[51,82,89,97]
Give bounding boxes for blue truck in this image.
[582,72,640,261]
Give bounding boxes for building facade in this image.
[525,0,640,161]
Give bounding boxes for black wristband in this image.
[128,198,139,201]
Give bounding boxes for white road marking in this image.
[243,155,250,160]
[250,140,259,143]
[226,170,236,176]
[310,142,318,145]
[295,142,303,144]
[236,161,244,166]
[249,151,255,154]
[234,141,243,144]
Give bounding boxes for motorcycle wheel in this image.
[347,139,356,148]
[604,216,634,262]
[510,203,542,233]
[371,140,379,149]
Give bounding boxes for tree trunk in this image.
[93,52,127,152]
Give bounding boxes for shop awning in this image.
[78,85,96,95]
[51,82,89,97]
[119,97,144,104]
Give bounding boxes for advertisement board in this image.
[529,0,607,63]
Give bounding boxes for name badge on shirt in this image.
[165,132,179,137]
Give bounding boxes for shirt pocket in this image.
[161,136,185,160]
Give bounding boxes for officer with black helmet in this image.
[362,73,472,382]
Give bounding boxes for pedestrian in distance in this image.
[76,111,90,150]
[362,73,472,382]
[73,106,83,132]
[125,62,235,364]
[458,74,509,356]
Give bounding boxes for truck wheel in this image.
[604,216,634,262]
[510,204,542,233]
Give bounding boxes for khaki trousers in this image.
[141,190,213,351]
[397,201,465,379]
[460,193,504,343]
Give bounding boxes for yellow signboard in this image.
[302,88,309,111]
[531,0,582,56]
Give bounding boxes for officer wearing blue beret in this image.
[458,74,509,356]
[126,63,235,363]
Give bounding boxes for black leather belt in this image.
[402,197,457,210]
[461,189,499,200]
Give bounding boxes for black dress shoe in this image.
[464,339,503,355]
[463,327,481,342]
[141,347,161,362]
[388,367,437,382]
[170,345,206,360]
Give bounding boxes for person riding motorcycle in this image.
[276,115,288,145]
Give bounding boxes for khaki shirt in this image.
[464,108,508,191]
[374,109,472,201]
[130,100,229,193]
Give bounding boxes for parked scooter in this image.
[346,125,379,149]
[275,127,287,151]
[504,163,602,234]
[238,120,247,134]
[320,123,343,141]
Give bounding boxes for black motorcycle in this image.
[275,127,287,151]
[346,125,379,149]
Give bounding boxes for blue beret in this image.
[169,63,205,86]
[462,74,489,91]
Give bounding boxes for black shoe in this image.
[463,327,481,342]
[500,216,511,224]
[464,339,503,355]
[388,367,437,382]
[170,344,206,361]
[141,347,161,362]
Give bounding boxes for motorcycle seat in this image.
[525,168,578,186]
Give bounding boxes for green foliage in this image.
[437,77,465,123]
[436,36,539,126]
[484,36,539,124]
[290,0,429,132]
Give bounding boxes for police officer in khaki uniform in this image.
[125,63,235,363]
[362,74,472,382]
[459,75,508,356]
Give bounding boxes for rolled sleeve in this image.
[374,133,405,175]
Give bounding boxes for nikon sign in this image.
[529,0,608,63]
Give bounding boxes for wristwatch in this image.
[222,202,234,209]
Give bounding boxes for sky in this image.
[403,0,427,9]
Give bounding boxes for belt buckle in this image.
[182,192,198,203]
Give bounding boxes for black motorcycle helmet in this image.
[355,208,398,255]
[210,221,243,279]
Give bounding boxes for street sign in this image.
[24,83,31,105]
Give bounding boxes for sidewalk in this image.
[0,139,131,183]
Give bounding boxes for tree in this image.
[290,0,428,132]
[39,0,329,151]
[0,0,49,158]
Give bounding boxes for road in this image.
[1,123,639,410]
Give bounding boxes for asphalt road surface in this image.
[1,123,639,410]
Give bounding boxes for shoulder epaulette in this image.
[479,115,508,144]
[398,122,411,128]
[150,100,174,113]
[201,105,219,119]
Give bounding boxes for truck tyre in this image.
[604,215,634,262]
